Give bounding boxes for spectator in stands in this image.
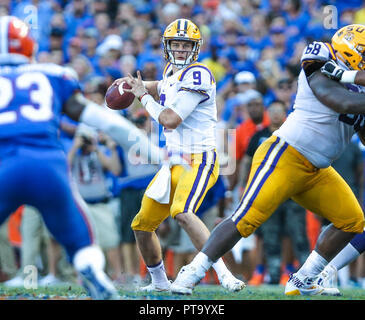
[69,54,96,88]
[228,90,270,192]
[221,71,257,128]
[119,54,137,78]
[66,37,83,63]
[63,0,92,39]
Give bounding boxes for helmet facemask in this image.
[164,39,201,69]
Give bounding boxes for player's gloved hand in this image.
[321,60,358,84]
[321,60,344,81]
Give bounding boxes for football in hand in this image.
[105,81,135,110]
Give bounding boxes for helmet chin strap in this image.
[173,58,190,69]
[168,51,193,68]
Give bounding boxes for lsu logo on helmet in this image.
[162,19,202,68]
[332,24,365,70]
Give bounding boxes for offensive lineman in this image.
[0,16,165,299]
[306,29,365,291]
[115,19,245,293]
[170,24,365,296]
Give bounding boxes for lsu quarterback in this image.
[170,24,365,296]
[0,16,166,299]
[115,18,245,293]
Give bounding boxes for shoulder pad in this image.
[301,42,336,66]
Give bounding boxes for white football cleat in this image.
[171,264,206,295]
[317,265,338,289]
[285,273,341,296]
[139,281,171,293]
[3,276,24,287]
[38,273,62,287]
[219,273,246,292]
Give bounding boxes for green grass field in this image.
[0,283,364,300]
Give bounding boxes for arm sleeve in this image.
[168,90,204,121]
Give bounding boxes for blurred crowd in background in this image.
[1,0,365,290]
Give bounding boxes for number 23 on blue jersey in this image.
[0,72,53,125]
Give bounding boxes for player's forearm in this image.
[354,71,365,87]
[158,108,182,129]
[309,71,365,114]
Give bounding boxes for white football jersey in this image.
[158,62,217,154]
[274,41,365,168]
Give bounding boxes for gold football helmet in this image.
[332,24,365,70]
[162,19,202,68]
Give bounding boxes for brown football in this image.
[105,81,135,110]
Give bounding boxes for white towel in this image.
[146,152,191,204]
[146,163,171,204]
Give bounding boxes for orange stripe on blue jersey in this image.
[178,63,216,84]
[325,42,337,61]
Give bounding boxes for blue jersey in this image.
[0,61,93,260]
[0,63,80,152]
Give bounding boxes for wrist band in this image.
[340,70,358,84]
[140,94,164,122]
[138,92,149,102]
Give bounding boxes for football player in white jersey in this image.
[303,26,365,292]
[170,24,365,296]
[115,19,245,293]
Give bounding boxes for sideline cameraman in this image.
[67,124,123,283]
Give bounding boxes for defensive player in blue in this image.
[0,16,164,299]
